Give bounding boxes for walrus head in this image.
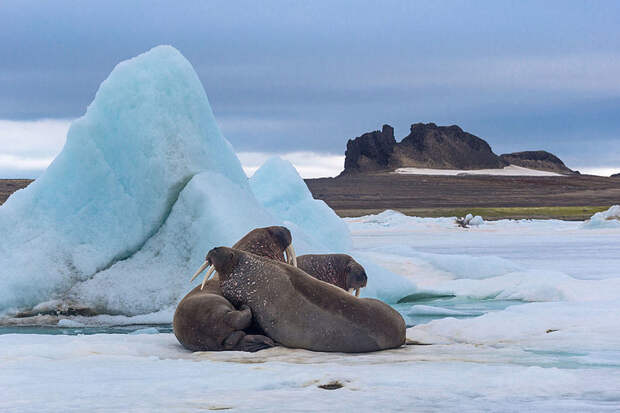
[205,247,239,280]
[345,260,368,297]
[190,226,297,290]
[264,226,296,266]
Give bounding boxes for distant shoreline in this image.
[3,175,619,221]
[306,172,620,221]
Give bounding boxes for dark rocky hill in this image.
[343,125,396,173]
[611,173,620,178]
[341,122,578,175]
[500,151,577,175]
[342,123,507,175]
[392,123,507,170]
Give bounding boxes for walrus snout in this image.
[206,247,239,280]
[189,249,227,290]
[346,262,368,297]
[266,226,297,266]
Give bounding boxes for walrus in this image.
[208,247,406,353]
[172,292,275,352]
[190,225,296,289]
[173,226,295,352]
[296,254,367,296]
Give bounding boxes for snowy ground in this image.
[2,212,620,412]
[394,165,564,176]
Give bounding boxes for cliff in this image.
[499,151,577,175]
[341,122,507,175]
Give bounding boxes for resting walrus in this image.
[208,247,406,353]
[297,254,367,296]
[173,226,295,352]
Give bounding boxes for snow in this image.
[461,213,485,226]
[394,164,565,176]
[2,212,620,411]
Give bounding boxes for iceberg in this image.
[0,46,407,316]
[250,157,352,252]
[581,205,620,229]
[1,45,251,311]
[66,171,278,315]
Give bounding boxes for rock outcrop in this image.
[393,123,507,170]
[499,151,577,175]
[611,173,620,178]
[343,125,396,173]
[341,122,507,175]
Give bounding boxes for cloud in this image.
[2,118,619,179]
[0,119,344,179]
[575,167,620,177]
[238,151,343,178]
[0,119,70,177]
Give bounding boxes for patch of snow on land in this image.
[394,164,564,176]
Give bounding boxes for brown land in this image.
[0,179,32,205]
[305,173,620,220]
[2,175,619,220]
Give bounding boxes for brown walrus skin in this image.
[296,254,367,292]
[209,247,406,353]
[172,226,293,352]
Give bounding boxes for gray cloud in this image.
[0,0,619,173]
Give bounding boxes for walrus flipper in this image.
[237,334,276,352]
[223,330,246,350]
[224,305,253,330]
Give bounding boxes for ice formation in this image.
[0,45,250,311]
[250,157,352,252]
[0,46,375,316]
[67,172,278,315]
[581,205,620,229]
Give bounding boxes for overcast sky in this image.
[1,1,619,177]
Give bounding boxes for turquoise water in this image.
[0,297,523,335]
[394,296,523,327]
[0,325,172,335]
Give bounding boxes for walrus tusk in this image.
[355,288,360,297]
[285,244,297,267]
[190,261,210,282]
[200,266,216,290]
